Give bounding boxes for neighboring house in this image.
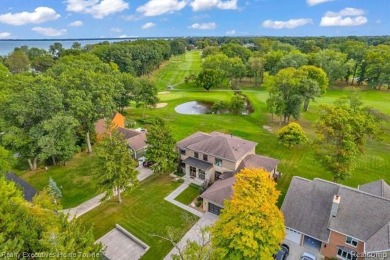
[94,113,147,159]
[177,131,279,215]
[281,177,390,259]
[5,173,38,201]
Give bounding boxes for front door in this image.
[208,203,222,215]
[190,166,196,178]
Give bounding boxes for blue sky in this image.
[0,0,388,39]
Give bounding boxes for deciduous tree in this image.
[212,168,285,259]
[314,98,381,182]
[145,119,177,175]
[95,128,138,203]
[0,176,102,255]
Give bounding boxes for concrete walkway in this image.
[164,212,218,260]
[164,182,204,218]
[63,166,153,220]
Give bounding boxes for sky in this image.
[0,0,388,39]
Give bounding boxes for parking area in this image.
[283,239,324,260]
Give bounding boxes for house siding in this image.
[321,230,364,258]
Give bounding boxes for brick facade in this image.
[321,230,364,258]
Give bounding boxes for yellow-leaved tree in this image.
[211,168,285,260]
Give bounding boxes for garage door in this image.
[285,228,302,244]
[208,203,222,215]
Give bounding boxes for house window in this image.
[337,248,356,260]
[215,158,222,167]
[198,170,205,180]
[203,154,208,161]
[346,236,358,247]
[194,152,199,159]
[215,171,221,179]
[180,148,186,155]
[190,166,196,178]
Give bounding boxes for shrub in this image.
[278,122,308,147]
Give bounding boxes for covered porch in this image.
[182,157,213,186]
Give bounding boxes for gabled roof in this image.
[95,112,125,136]
[177,131,257,162]
[117,127,147,151]
[200,177,236,206]
[5,173,38,202]
[358,179,390,200]
[238,154,279,172]
[282,177,390,252]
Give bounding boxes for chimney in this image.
[331,195,341,217]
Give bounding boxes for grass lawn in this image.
[21,152,101,209]
[80,174,198,260]
[175,185,200,205]
[150,51,202,91]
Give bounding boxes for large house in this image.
[177,131,280,215]
[95,113,147,159]
[282,177,390,259]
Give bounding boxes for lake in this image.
[0,38,131,56]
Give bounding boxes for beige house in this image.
[282,177,390,259]
[177,131,280,215]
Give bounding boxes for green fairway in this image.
[150,51,202,91]
[21,152,101,208]
[80,174,198,260]
[175,185,200,205]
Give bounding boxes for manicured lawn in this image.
[175,185,200,205]
[80,174,198,260]
[150,51,202,91]
[21,152,101,208]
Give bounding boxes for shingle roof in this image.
[238,154,279,172]
[183,157,213,170]
[281,177,339,241]
[282,177,390,252]
[177,131,257,162]
[200,177,236,206]
[117,127,147,151]
[5,173,38,201]
[176,132,213,148]
[358,179,390,200]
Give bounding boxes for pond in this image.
[174,101,211,115]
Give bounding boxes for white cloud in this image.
[137,0,186,17]
[0,7,60,25]
[142,22,156,29]
[320,8,367,26]
[66,0,129,19]
[32,27,67,36]
[189,22,216,30]
[68,20,83,27]
[324,7,365,17]
[191,0,238,11]
[307,0,334,6]
[262,18,312,29]
[226,29,236,35]
[0,32,11,39]
[111,27,122,32]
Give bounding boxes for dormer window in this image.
[194,152,199,159]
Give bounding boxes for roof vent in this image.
[331,195,341,217]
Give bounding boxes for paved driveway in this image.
[283,239,324,260]
[164,212,218,260]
